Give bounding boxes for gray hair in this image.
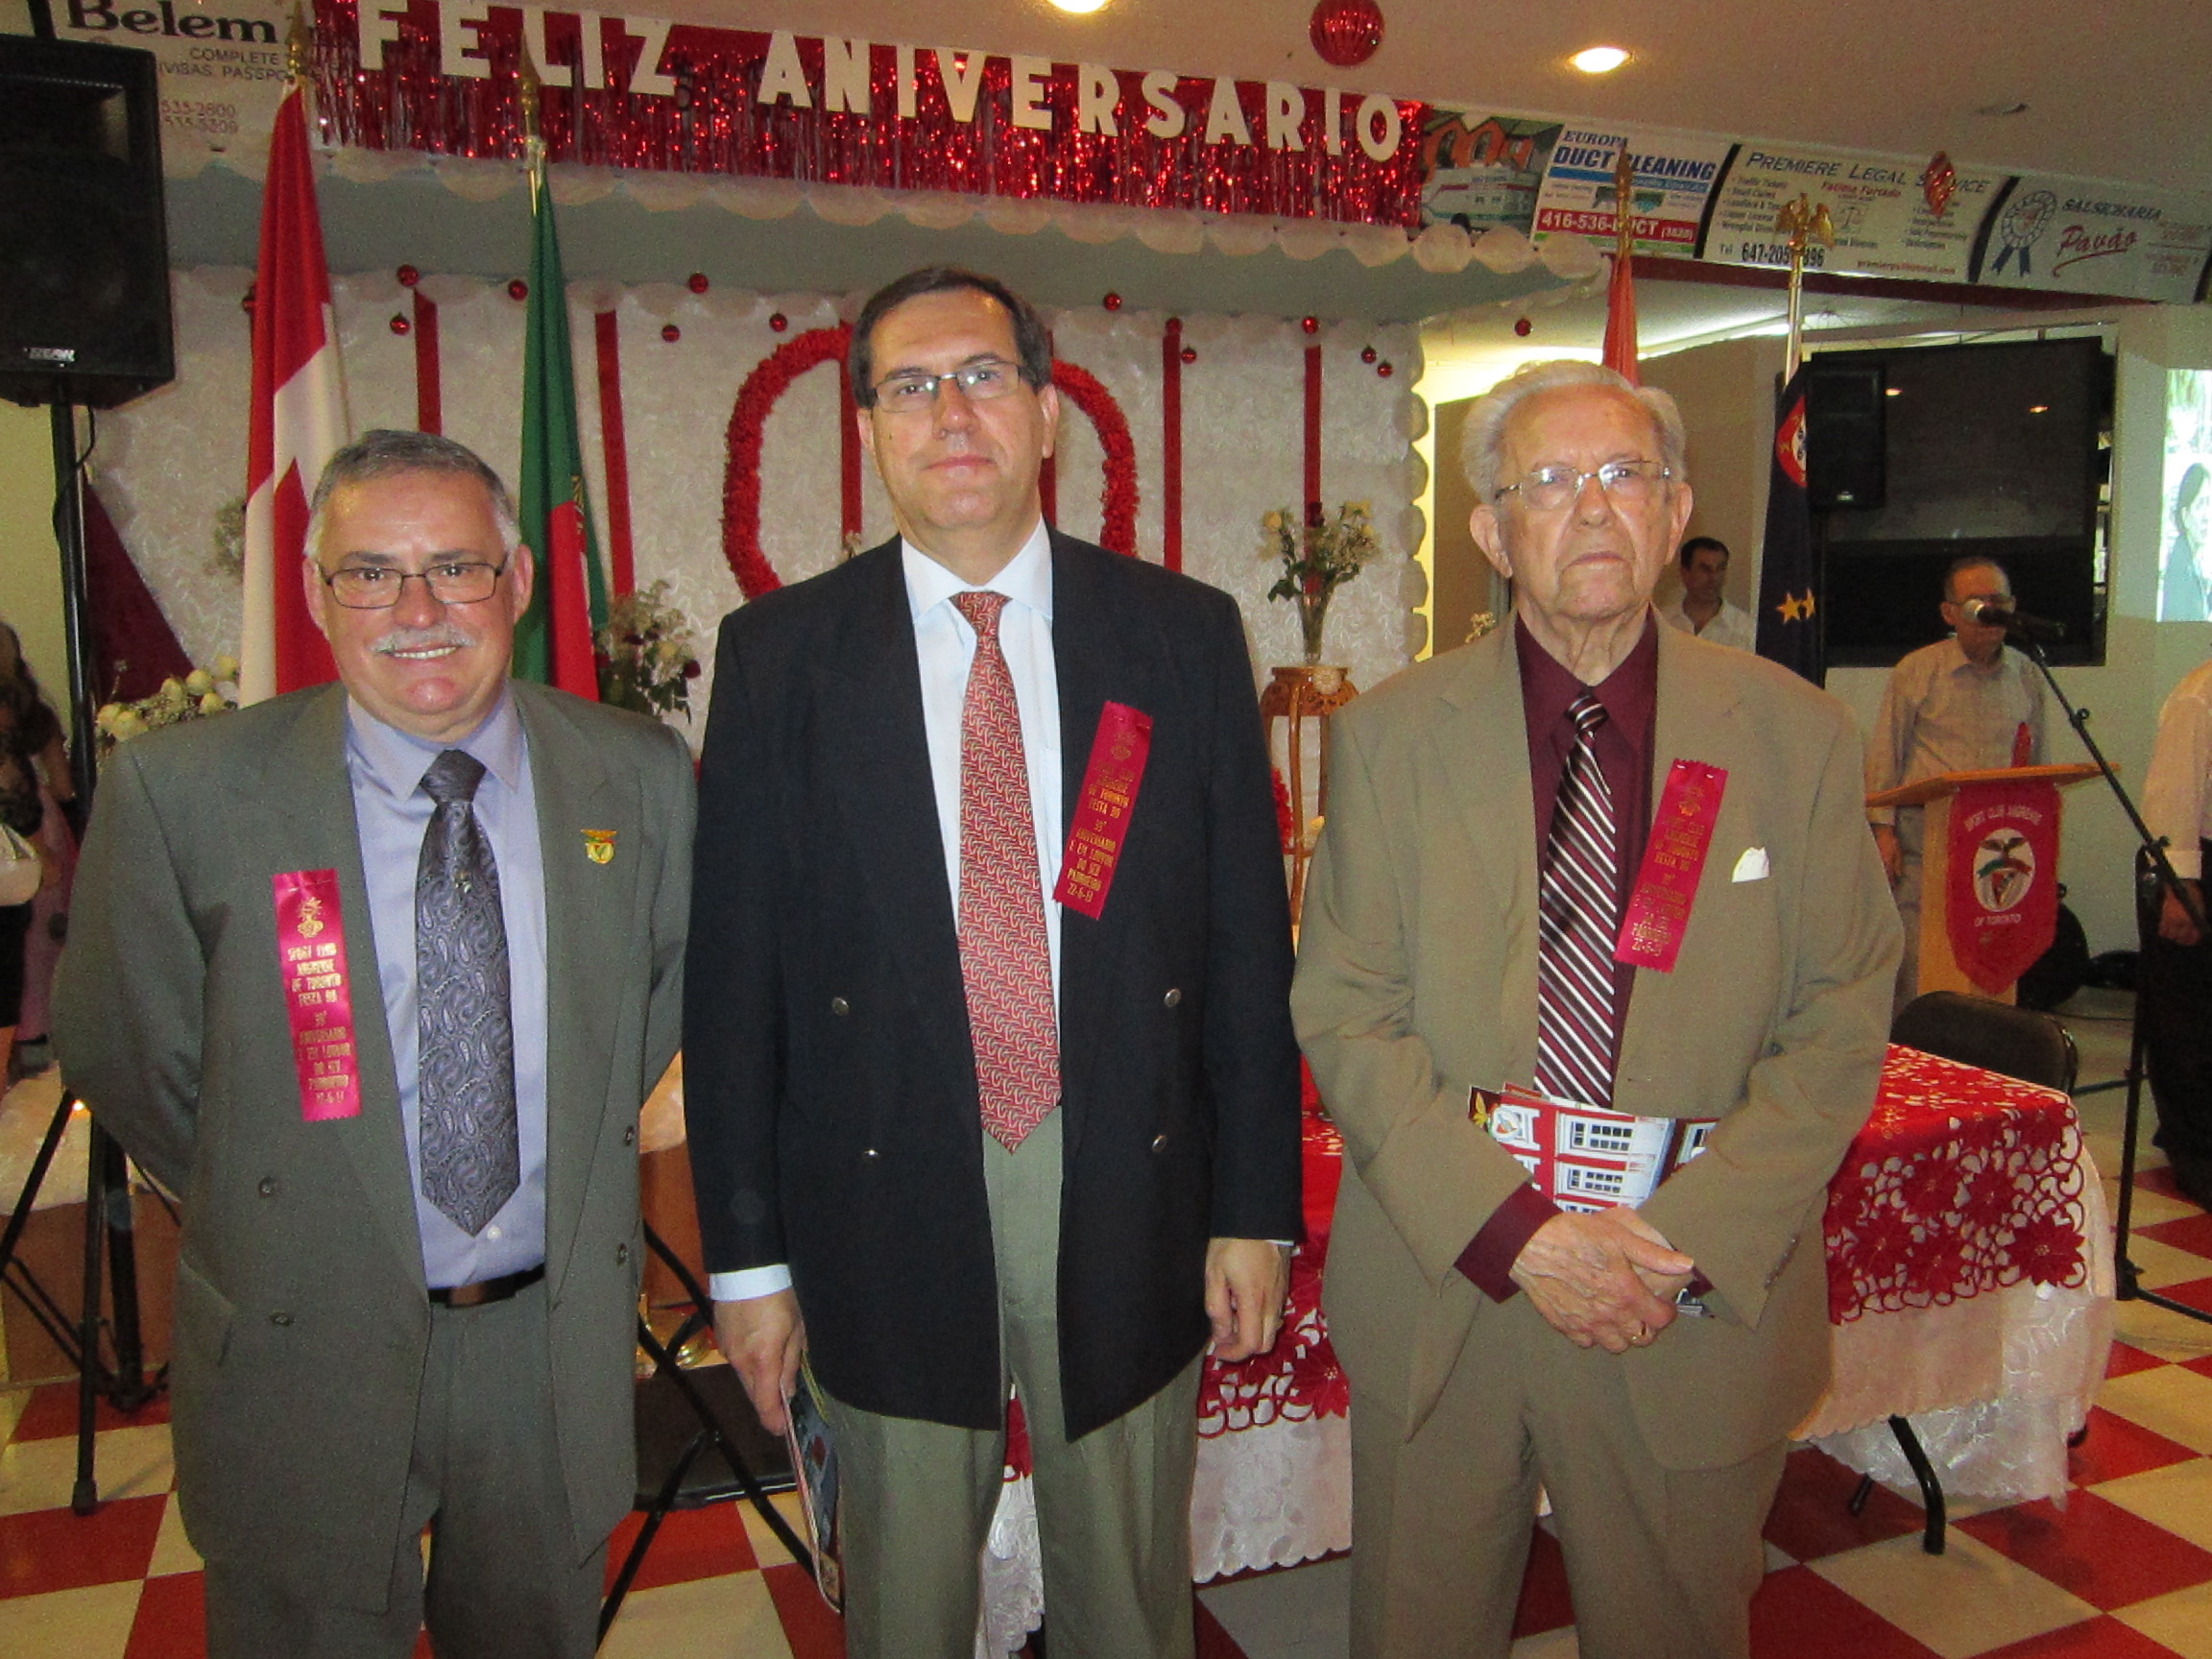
[1943,554,2011,603]
[1458,359,1688,503]
[305,429,521,565]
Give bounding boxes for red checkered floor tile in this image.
[6,1193,2210,1657]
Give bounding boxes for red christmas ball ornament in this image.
[1103,292,1122,311]
[240,284,256,316]
[769,312,788,333]
[1514,316,1533,338]
[1301,315,1320,335]
[1377,360,1394,378]
[389,314,411,336]
[687,272,709,294]
[1359,345,1378,363]
[507,278,529,301]
[1310,0,1384,69]
[396,264,421,288]
[1180,346,1198,365]
[661,324,682,343]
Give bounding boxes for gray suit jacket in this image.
[54,681,693,1605]
[1293,621,1900,1469]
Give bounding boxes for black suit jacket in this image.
[685,531,1302,1438]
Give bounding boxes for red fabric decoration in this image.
[722,325,852,597]
[1824,1045,2091,1321]
[412,290,442,433]
[1162,319,1184,572]
[1303,344,1323,518]
[837,356,862,542]
[1271,766,1295,853]
[1048,359,1138,557]
[594,309,637,596]
[84,488,193,702]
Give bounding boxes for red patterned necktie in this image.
[1534,691,1620,1111]
[951,590,1060,1148]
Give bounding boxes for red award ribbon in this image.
[273,869,363,1122]
[1053,701,1153,921]
[1614,759,1729,974]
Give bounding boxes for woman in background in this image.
[0,622,69,1086]
[2164,462,2212,623]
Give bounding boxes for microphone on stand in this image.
[1960,595,2066,643]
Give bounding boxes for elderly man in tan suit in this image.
[1294,361,1899,1659]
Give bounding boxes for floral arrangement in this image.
[1262,499,1382,664]
[94,658,239,753]
[596,581,703,720]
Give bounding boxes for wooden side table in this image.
[1261,664,1358,926]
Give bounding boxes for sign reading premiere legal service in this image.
[1700,144,2007,282]
[54,0,292,170]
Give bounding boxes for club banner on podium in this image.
[1945,779,2062,995]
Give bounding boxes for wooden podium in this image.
[1867,763,2102,1001]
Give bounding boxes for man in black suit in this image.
[684,267,1303,1658]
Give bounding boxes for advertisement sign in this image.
[1419,109,1557,234]
[52,0,293,170]
[1699,143,2005,281]
[1968,179,2212,302]
[1530,125,1732,254]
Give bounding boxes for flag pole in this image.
[1774,193,1835,373]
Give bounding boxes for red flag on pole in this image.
[1601,147,1641,385]
[241,84,349,704]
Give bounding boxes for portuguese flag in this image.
[515,164,605,698]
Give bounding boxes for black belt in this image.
[429,1263,544,1309]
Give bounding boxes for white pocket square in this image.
[1731,847,1769,883]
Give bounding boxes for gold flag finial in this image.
[1772,195,1837,372]
[1612,144,1637,264]
[517,35,546,200]
[285,2,312,89]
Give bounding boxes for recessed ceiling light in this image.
[2028,404,2051,415]
[1886,387,1903,397]
[1048,0,1108,12]
[1570,45,1631,74]
[1977,100,2030,117]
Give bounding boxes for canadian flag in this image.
[240,84,349,704]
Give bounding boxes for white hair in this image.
[1458,359,1688,503]
[304,428,522,566]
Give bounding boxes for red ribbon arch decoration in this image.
[722,324,852,600]
[723,334,1141,596]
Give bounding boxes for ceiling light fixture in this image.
[1570,45,1631,74]
[1047,0,1109,12]
[1977,100,2030,117]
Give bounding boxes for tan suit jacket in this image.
[1293,619,1899,1471]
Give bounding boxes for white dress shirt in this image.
[713,522,1064,1304]
[1864,637,2048,830]
[1657,594,1756,652]
[2146,659,2212,881]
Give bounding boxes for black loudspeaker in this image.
[0,36,174,410]
[1805,361,1886,511]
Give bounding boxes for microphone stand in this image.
[2013,627,2211,1328]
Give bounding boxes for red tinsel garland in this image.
[1048,359,1138,558]
[722,324,851,598]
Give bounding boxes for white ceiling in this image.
[647,0,2211,199]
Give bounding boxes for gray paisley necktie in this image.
[416,749,518,1236]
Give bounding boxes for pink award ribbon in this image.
[1614,759,1728,974]
[1053,701,1154,922]
[273,869,363,1122]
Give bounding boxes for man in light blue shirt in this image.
[58,429,695,1659]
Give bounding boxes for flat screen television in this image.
[1815,336,2108,667]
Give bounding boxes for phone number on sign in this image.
[1536,208,1696,243]
[161,97,241,135]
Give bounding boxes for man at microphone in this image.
[1866,555,2050,1004]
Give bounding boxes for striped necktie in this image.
[1534,691,1620,1110]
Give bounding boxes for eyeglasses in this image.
[871,358,1026,414]
[320,559,508,610]
[1493,460,1675,512]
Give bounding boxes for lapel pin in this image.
[583,830,617,866]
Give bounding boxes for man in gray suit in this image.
[56,429,694,1659]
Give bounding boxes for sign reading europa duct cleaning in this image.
[303,0,1429,228]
